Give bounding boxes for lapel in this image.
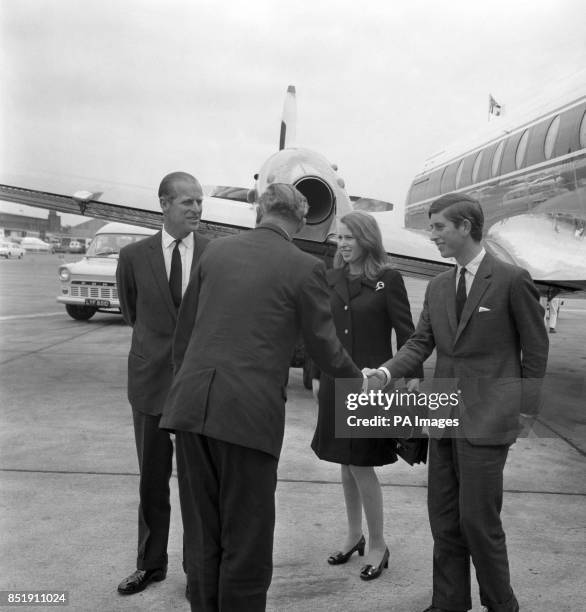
[327,268,350,305]
[445,267,458,335]
[454,253,493,343]
[145,231,177,317]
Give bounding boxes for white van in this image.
[57,222,157,320]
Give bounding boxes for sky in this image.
[1,0,585,226]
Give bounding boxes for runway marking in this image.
[1,468,584,496]
[534,418,586,457]
[0,311,64,321]
[0,319,119,365]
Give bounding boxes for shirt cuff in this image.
[378,366,391,387]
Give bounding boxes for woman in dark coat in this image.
[311,210,421,580]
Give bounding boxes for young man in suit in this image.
[368,193,548,612]
[160,183,381,611]
[116,172,209,596]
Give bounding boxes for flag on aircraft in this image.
[488,94,503,118]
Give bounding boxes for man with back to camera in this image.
[366,193,548,612]
[160,183,384,611]
[116,172,209,596]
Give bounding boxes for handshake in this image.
[362,367,389,392]
[362,366,420,393]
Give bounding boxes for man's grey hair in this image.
[258,183,308,223]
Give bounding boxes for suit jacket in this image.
[116,230,209,416]
[160,223,362,459]
[382,253,548,445]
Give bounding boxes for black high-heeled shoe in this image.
[359,547,389,580]
[327,535,366,565]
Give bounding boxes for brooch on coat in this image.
[375,281,385,291]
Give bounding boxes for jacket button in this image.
[344,305,348,310]
[344,329,349,334]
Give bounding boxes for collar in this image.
[457,247,486,277]
[162,227,194,249]
[255,222,292,241]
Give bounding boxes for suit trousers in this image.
[132,409,174,571]
[428,438,518,612]
[175,432,278,612]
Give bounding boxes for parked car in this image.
[57,222,157,320]
[0,240,25,259]
[68,240,85,254]
[52,238,70,253]
[20,236,54,253]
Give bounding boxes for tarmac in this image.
[1,254,585,611]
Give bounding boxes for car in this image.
[68,240,85,254]
[53,240,69,253]
[0,240,25,259]
[20,236,54,253]
[57,222,157,320]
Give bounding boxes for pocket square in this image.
[478,306,491,312]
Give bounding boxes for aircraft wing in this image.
[350,196,394,212]
[371,211,453,278]
[0,170,452,279]
[0,171,257,238]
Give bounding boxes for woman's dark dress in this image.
[311,267,421,466]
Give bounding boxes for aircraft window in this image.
[472,151,483,183]
[544,115,560,160]
[455,159,465,189]
[491,140,505,177]
[516,129,529,169]
[580,110,586,148]
[407,178,428,205]
[440,163,457,193]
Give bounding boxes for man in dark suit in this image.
[161,183,380,611]
[369,193,548,612]
[116,171,209,596]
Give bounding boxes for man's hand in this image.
[362,367,390,390]
[363,369,386,392]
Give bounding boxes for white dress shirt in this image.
[456,248,486,296]
[161,228,194,298]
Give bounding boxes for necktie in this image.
[169,239,182,308]
[455,267,467,323]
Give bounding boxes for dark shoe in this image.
[327,535,366,565]
[117,568,166,595]
[359,547,389,581]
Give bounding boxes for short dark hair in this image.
[428,193,484,242]
[158,172,198,200]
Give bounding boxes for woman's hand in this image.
[406,378,420,393]
[312,379,320,402]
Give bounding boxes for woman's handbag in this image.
[395,436,428,465]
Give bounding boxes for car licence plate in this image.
[85,298,111,307]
